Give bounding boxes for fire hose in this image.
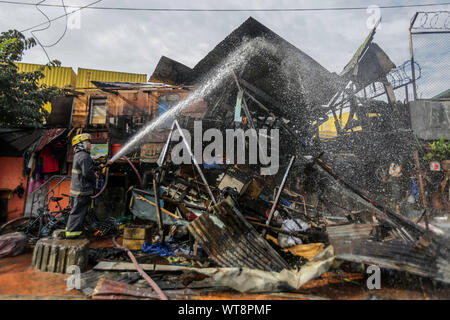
[112,233,168,300]
[91,156,144,199]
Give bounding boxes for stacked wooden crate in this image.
[122,226,152,250]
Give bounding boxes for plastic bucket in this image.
[111,144,122,156]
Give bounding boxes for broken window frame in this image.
[89,97,108,127]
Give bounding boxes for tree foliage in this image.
[0,29,63,128]
[424,136,450,162]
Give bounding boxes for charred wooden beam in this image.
[328,224,450,284]
[314,157,450,261]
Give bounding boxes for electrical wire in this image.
[20,0,104,33]
[30,0,53,62]
[30,0,69,63]
[23,0,102,63]
[2,1,450,12]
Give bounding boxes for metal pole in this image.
[262,155,296,237]
[153,171,165,244]
[157,120,176,167]
[409,12,419,100]
[173,120,217,205]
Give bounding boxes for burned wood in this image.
[330,234,450,284]
[413,150,428,208]
[314,157,450,261]
[133,188,207,211]
[173,120,217,206]
[94,261,195,272]
[112,235,168,300]
[135,195,181,220]
[153,171,165,244]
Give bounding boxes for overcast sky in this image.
[0,0,449,97]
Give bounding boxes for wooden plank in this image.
[123,226,152,240]
[94,261,194,272]
[122,239,146,251]
[413,150,428,208]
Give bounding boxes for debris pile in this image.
[1,16,449,300]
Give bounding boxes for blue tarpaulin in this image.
[141,238,176,256]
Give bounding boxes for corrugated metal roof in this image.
[76,68,147,90]
[188,199,289,272]
[35,129,66,152]
[0,129,43,153]
[91,81,176,89]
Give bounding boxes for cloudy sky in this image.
[0,0,449,97]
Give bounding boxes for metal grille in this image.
[410,11,450,100]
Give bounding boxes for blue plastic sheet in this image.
[141,238,176,257]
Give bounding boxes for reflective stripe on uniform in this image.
[70,189,93,196]
[71,168,81,175]
[65,231,82,236]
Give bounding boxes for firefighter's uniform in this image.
[66,134,97,239]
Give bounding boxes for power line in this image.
[30,0,69,63]
[20,0,103,32]
[31,0,68,48]
[1,1,450,12]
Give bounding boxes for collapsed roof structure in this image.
[1,15,449,300]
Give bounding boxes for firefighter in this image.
[66,133,98,239]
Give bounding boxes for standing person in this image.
[66,133,98,239]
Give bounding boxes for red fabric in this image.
[41,146,59,173]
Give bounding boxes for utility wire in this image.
[1,1,449,12]
[20,0,103,33]
[30,0,68,63]
[22,0,102,63]
[31,0,68,48]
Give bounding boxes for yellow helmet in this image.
[72,133,91,146]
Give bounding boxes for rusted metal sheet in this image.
[148,56,193,85]
[120,91,149,116]
[181,100,208,118]
[93,279,158,300]
[327,224,374,243]
[35,129,66,152]
[188,199,289,272]
[327,224,450,284]
[71,96,89,127]
[140,143,164,163]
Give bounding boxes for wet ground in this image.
[0,237,449,300]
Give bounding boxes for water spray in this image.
[109,37,276,164]
[94,38,276,199]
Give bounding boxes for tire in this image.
[0,217,35,236]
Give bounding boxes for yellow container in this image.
[76,68,147,90]
[15,62,76,88]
